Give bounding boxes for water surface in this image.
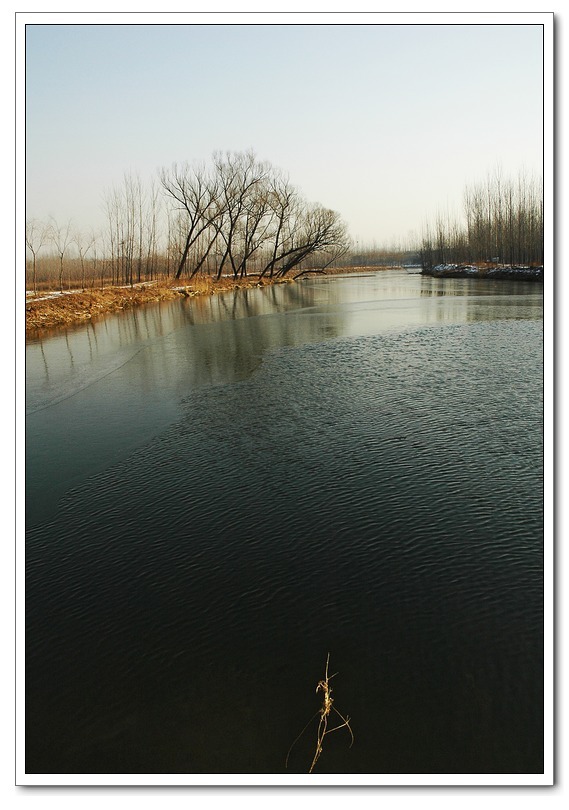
[25,271,544,775]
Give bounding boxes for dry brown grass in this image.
[24,275,296,335]
[25,283,180,334]
[286,653,354,773]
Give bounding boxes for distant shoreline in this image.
[422,264,543,282]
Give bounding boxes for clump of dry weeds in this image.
[25,283,182,333]
[286,653,354,773]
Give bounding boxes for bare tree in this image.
[271,204,349,278]
[49,218,74,291]
[143,179,162,281]
[73,229,98,289]
[26,219,49,293]
[160,162,221,280]
[212,150,272,279]
[235,183,273,278]
[258,174,300,279]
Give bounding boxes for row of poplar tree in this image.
[420,170,544,270]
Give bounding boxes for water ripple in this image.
[26,318,543,774]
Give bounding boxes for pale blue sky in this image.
[24,20,546,247]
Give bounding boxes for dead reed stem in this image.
[286,653,354,773]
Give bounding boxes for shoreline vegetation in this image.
[25,263,543,337]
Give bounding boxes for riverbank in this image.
[422,263,543,281]
[25,266,394,336]
[24,275,296,335]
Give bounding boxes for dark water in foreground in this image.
[25,272,544,775]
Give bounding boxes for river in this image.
[25,270,544,777]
